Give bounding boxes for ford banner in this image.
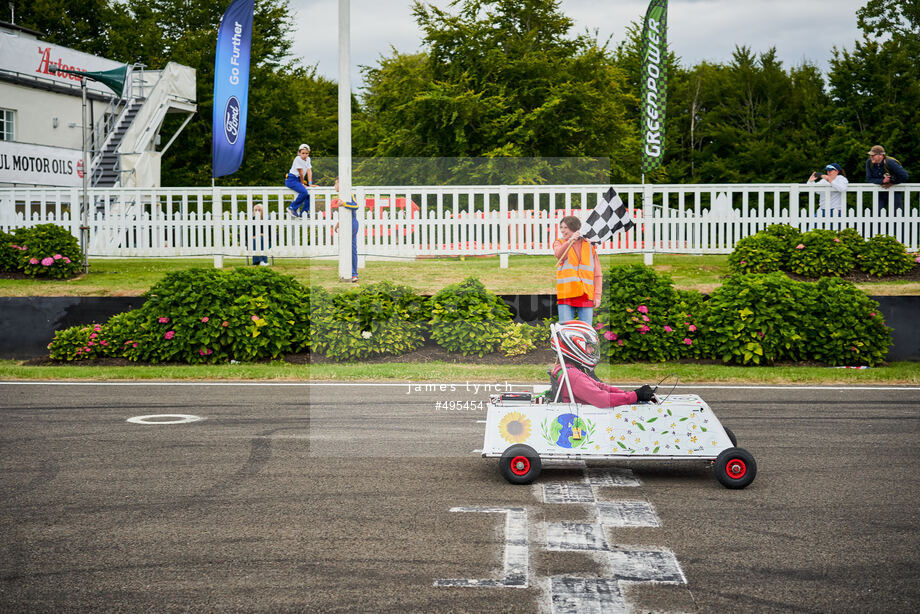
[212,0,254,178]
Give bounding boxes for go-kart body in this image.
[481,323,757,488]
[482,391,733,462]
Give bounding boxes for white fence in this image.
[1,183,918,260]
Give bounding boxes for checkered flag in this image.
[580,187,635,244]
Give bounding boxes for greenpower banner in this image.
[640,0,668,174]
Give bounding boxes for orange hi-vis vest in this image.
[556,239,595,299]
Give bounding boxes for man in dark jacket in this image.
[866,145,909,212]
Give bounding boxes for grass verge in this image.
[2,360,918,384]
[3,254,918,296]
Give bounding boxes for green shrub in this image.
[699,273,807,365]
[529,318,553,348]
[759,223,802,243]
[857,234,914,277]
[0,229,24,272]
[14,224,82,279]
[801,278,891,366]
[499,322,538,357]
[785,229,856,277]
[836,227,865,258]
[594,265,703,362]
[429,277,512,356]
[310,282,428,361]
[758,224,802,263]
[727,234,786,274]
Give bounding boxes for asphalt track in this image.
[1,382,918,613]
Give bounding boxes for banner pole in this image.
[80,77,89,274]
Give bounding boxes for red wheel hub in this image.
[726,458,747,479]
[510,456,530,476]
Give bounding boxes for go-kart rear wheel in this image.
[724,427,737,447]
[500,444,542,485]
[714,447,756,489]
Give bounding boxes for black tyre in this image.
[723,427,737,447]
[499,444,542,485]
[714,447,756,489]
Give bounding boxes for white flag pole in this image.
[337,0,352,281]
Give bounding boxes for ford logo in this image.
[224,96,241,145]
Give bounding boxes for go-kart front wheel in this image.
[714,447,756,489]
[500,444,542,485]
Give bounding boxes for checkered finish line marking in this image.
[540,468,687,613]
[433,506,529,588]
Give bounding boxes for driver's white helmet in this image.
[551,320,600,368]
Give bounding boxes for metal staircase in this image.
[91,99,144,187]
[86,62,196,189]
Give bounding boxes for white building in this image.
[0,21,196,188]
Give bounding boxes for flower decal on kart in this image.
[499,412,532,444]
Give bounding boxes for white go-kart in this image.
[482,324,757,489]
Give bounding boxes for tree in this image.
[827,0,920,176]
[358,0,635,184]
[11,0,116,56]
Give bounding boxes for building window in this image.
[0,108,14,141]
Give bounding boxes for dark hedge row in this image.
[48,265,891,366]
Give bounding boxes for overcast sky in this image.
[288,0,868,91]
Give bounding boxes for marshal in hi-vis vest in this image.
[555,239,595,299]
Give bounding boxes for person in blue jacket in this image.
[866,145,909,213]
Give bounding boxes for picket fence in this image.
[1,183,918,261]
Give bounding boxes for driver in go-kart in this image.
[550,320,656,408]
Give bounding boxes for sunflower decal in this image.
[499,412,532,444]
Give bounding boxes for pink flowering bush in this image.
[594,265,704,362]
[724,225,914,280]
[786,229,858,277]
[48,323,112,361]
[9,224,82,279]
[49,267,316,363]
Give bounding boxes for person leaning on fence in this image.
[807,163,848,218]
[553,215,602,325]
[549,320,656,408]
[250,204,270,266]
[285,143,317,218]
[866,145,909,213]
[332,177,360,283]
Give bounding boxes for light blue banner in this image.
[212,0,254,178]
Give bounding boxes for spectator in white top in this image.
[807,163,849,215]
[285,143,317,218]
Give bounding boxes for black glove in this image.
[634,384,656,402]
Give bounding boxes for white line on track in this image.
[2,381,920,390]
